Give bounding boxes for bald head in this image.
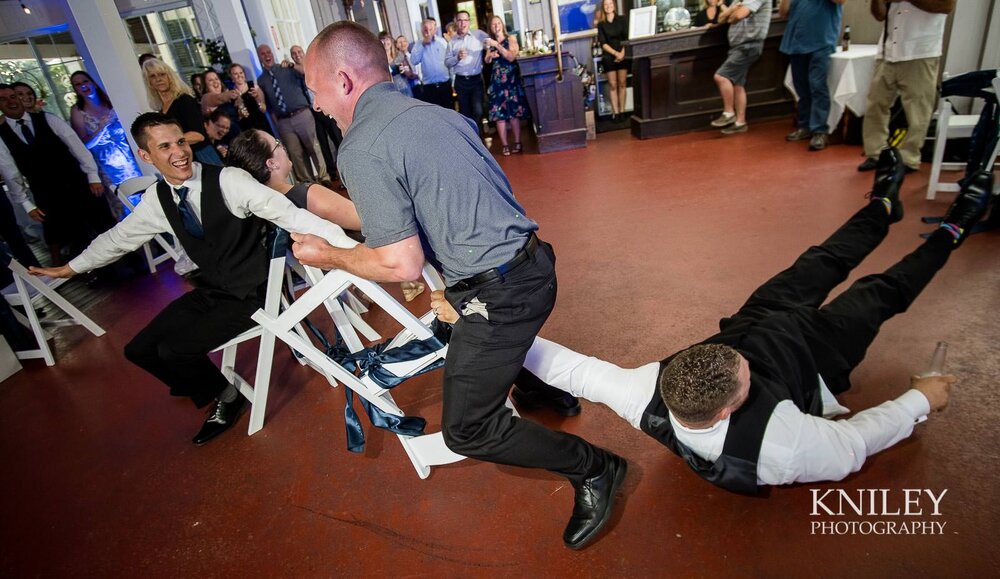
[309,21,389,84]
[306,21,391,132]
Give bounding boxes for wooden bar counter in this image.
[627,17,793,139]
[519,52,587,153]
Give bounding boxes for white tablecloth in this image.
[784,44,879,132]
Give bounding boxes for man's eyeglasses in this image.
[456,18,470,22]
[271,139,283,154]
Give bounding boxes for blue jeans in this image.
[789,49,832,134]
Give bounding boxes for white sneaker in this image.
[711,112,736,127]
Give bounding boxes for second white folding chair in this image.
[115,176,184,274]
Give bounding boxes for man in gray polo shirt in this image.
[256,43,329,183]
[292,21,627,550]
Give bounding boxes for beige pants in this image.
[862,57,939,169]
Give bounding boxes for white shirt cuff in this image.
[897,388,932,422]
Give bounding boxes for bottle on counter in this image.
[842,25,851,52]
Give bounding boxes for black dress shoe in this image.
[868,147,906,223]
[192,397,246,445]
[940,171,993,247]
[564,452,627,550]
[857,157,878,171]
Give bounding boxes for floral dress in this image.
[487,38,528,122]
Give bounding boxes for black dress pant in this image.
[443,239,604,485]
[417,81,455,111]
[312,109,341,178]
[0,195,39,268]
[454,75,484,134]
[123,287,263,408]
[733,202,954,392]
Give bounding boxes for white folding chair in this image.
[253,263,519,479]
[115,176,184,274]
[3,258,105,366]
[210,229,318,435]
[927,75,1000,200]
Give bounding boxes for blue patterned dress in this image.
[487,38,528,122]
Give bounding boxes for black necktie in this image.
[16,119,35,145]
[174,186,204,238]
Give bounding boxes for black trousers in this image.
[417,81,455,111]
[454,75,484,133]
[0,195,39,269]
[123,287,263,408]
[443,240,604,484]
[733,202,954,392]
[312,109,341,178]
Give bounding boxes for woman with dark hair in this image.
[484,15,528,156]
[227,63,271,134]
[226,130,425,301]
[200,70,242,143]
[189,72,206,99]
[68,70,141,217]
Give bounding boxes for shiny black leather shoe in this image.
[940,171,993,247]
[563,452,627,550]
[857,156,878,171]
[868,147,906,223]
[192,397,246,445]
[510,385,582,417]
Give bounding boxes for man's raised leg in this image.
[732,148,907,321]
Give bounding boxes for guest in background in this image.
[484,15,528,156]
[204,109,234,160]
[200,69,243,143]
[411,18,454,110]
[381,31,414,97]
[10,82,45,113]
[445,11,490,132]
[596,0,629,122]
[694,0,727,27]
[0,83,116,264]
[227,63,272,135]
[395,35,421,97]
[189,72,206,100]
[291,44,339,183]
[68,70,142,219]
[779,0,846,152]
[711,0,773,135]
[143,58,223,166]
[256,43,328,183]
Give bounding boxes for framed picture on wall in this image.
[557,0,601,40]
[628,6,657,39]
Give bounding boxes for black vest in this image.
[156,164,268,299]
[641,314,824,495]
[0,113,89,208]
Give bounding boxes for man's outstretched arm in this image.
[764,375,955,485]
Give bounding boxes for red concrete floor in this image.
[1,120,998,578]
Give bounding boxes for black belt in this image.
[276,108,308,119]
[455,74,481,81]
[423,80,450,87]
[451,233,539,291]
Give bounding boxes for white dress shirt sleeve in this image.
[0,137,37,213]
[219,167,358,249]
[45,113,101,184]
[68,185,167,273]
[758,389,932,485]
[523,337,659,428]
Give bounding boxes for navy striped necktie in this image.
[174,186,204,238]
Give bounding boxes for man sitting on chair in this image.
[432,150,991,492]
[30,112,357,445]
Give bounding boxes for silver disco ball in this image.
[663,7,692,32]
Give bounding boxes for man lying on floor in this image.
[431,149,992,492]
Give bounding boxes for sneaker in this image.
[785,128,811,141]
[721,122,748,135]
[711,111,736,127]
[939,171,993,246]
[808,133,829,151]
[857,157,878,172]
[866,147,906,223]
